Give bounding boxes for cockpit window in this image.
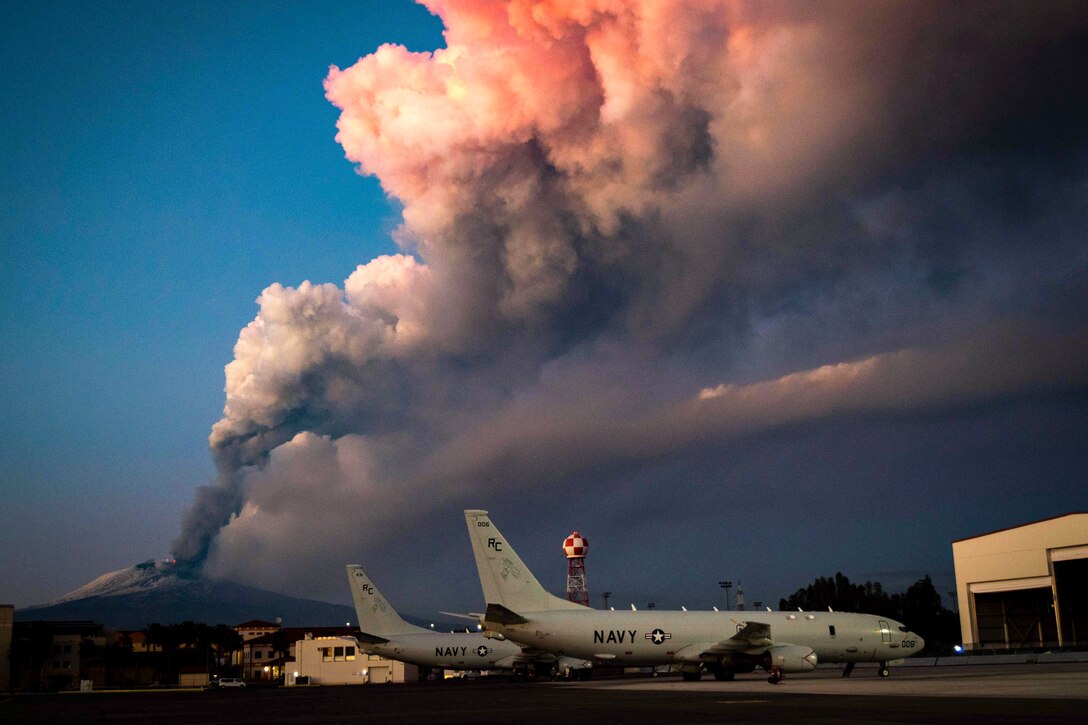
[898,626,909,632]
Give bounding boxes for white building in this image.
[287,636,417,686]
[952,512,1088,649]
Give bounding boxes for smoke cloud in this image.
[173,1,1088,599]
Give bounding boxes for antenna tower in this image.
[563,531,590,606]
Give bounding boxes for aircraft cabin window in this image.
[899,626,909,632]
[829,625,836,637]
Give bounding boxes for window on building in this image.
[829,625,836,637]
[369,654,382,661]
[63,645,72,654]
[62,661,70,669]
[321,647,332,662]
[255,650,262,659]
[345,646,355,661]
[334,646,344,662]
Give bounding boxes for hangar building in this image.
[952,512,1087,650]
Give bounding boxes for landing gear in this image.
[707,663,735,681]
[767,665,783,685]
[878,662,890,678]
[841,662,855,678]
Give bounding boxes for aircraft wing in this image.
[700,621,773,656]
[508,644,554,664]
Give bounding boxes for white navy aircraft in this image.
[346,564,591,678]
[464,510,924,683]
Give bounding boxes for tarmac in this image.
[2,662,1086,724]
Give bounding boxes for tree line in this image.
[779,572,960,655]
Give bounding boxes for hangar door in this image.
[972,578,1058,648]
[1053,547,1088,646]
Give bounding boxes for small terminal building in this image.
[952,512,1087,650]
[286,635,417,686]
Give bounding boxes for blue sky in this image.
[1,1,443,606]
[2,1,1085,619]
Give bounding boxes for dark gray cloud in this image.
[171,0,1088,608]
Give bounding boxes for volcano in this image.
[16,560,357,630]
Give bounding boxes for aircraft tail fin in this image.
[464,510,587,613]
[345,564,428,636]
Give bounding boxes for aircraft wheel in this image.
[713,668,735,681]
[878,665,890,678]
[767,673,782,685]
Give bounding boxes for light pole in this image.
[719,581,733,610]
[603,592,612,609]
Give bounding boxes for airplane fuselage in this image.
[491,609,919,667]
[360,631,527,670]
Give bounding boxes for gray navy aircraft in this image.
[346,564,591,678]
[464,509,924,683]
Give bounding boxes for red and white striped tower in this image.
[563,531,589,606]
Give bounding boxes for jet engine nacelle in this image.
[762,645,818,673]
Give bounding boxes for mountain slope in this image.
[17,560,357,629]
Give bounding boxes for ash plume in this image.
[173,0,1088,592]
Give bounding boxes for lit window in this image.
[346,646,355,661]
[334,646,344,662]
[321,647,332,662]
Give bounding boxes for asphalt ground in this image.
[2,664,1086,724]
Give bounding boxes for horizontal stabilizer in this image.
[439,610,483,622]
[484,602,529,625]
[355,631,390,645]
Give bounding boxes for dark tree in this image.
[780,572,959,655]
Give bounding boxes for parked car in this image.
[212,677,245,688]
